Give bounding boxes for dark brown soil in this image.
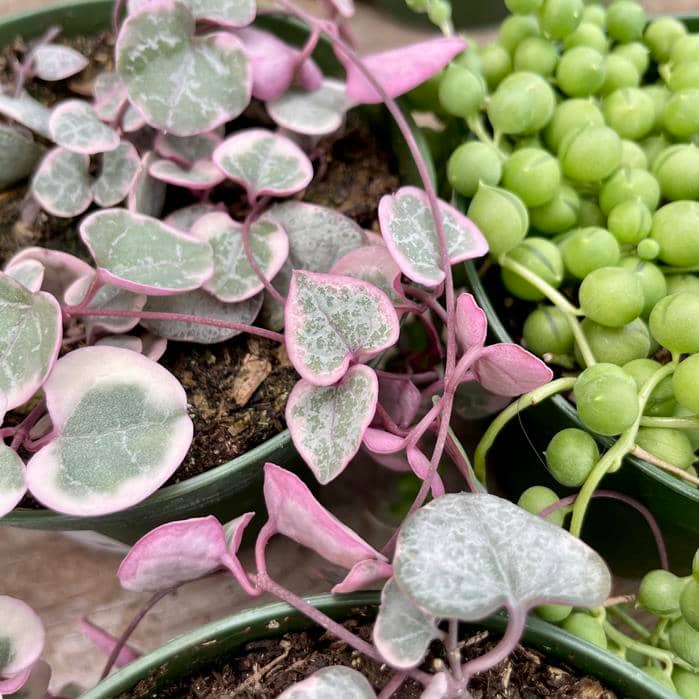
[121,613,616,699]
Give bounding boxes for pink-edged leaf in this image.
[2,660,51,698]
[79,618,140,668]
[331,558,393,594]
[165,203,222,232]
[93,140,140,207]
[118,516,226,592]
[362,427,404,454]
[128,152,166,218]
[455,292,487,352]
[4,259,44,293]
[345,36,466,104]
[33,44,88,81]
[0,666,32,695]
[149,158,226,189]
[407,447,445,497]
[129,0,256,28]
[330,244,405,306]
[0,92,51,138]
[376,376,421,429]
[155,131,221,166]
[31,147,92,217]
[25,346,192,516]
[0,273,61,410]
[471,344,553,397]
[93,71,128,122]
[286,365,378,484]
[116,0,252,136]
[213,128,313,200]
[191,212,288,303]
[453,379,512,420]
[379,187,488,287]
[285,271,400,386]
[121,103,147,133]
[267,80,347,137]
[362,446,411,473]
[234,27,321,101]
[279,667,375,699]
[0,443,27,517]
[141,332,168,361]
[94,335,144,353]
[140,289,262,343]
[263,463,385,569]
[222,511,254,554]
[48,100,119,154]
[0,596,45,677]
[80,209,214,295]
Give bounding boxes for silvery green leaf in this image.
[278,667,376,699]
[394,493,612,620]
[121,103,147,133]
[25,346,192,516]
[141,289,262,343]
[165,203,220,232]
[0,596,45,677]
[285,271,399,386]
[93,140,140,207]
[149,158,225,189]
[128,152,167,218]
[129,0,256,27]
[93,71,127,122]
[192,212,288,302]
[267,80,347,136]
[267,201,366,272]
[80,209,214,294]
[0,442,26,517]
[33,44,88,81]
[213,128,313,200]
[378,186,489,287]
[373,578,440,669]
[116,0,251,136]
[0,273,61,410]
[0,124,43,189]
[48,100,120,154]
[286,365,378,484]
[0,91,51,138]
[31,147,92,217]
[4,258,44,293]
[155,130,221,166]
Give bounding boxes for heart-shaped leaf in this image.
[267,201,366,272]
[191,212,288,303]
[116,0,251,136]
[456,293,487,352]
[79,619,140,668]
[0,92,51,138]
[285,271,399,386]
[0,274,61,410]
[471,344,553,397]
[0,124,43,189]
[93,140,140,207]
[140,289,262,343]
[379,187,488,287]
[93,71,127,122]
[149,158,226,189]
[165,203,221,232]
[373,578,440,670]
[80,209,214,295]
[263,463,385,569]
[345,36,466,104]
[122,103,147,132]
[331,558,393,594]
[48,100,119,154]
[0,443,26,518]
[33,44,88,81]
[4,259,44,293]
[267,80,347,136]
[31,147,92,217]
[394,493,612,620]
[118,516,227,591]
[25,346,192,516]
[0,596,45,678]
[129,0,256,27]
[286,365,378,484]
[128,152,167,218]
[278,667,376,699]
[362,427,404,454]
[213,128,313,200]
[155,131,221,166]
[376,376,420,429]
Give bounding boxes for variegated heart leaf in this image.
[25,346,192,516]
[149,158,226,189]
[165,203,221,232]
[285,271,399,386]
[0,596,45,679]
[128,152,167,218]
[0,124,43,189]
[31,147,92,217]
[286,365,378,484]
[267,80,347,136]
[116,0,251,136]
[0,91,51,138]
[122,103,147,132]
[33,44,88,81]
[379,186,488,287]
[129,0,256,27]
[93,140,140,207]
[48,100,119,154]
[192,212,288,302]
[278,667,376,699]
[93,70,127,122]
[4,259,45,293]
[0,443,27,517]
[155,130,221,166]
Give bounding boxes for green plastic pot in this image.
[82,592,678,699]
[0,0,431,544]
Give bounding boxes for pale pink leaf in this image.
[362,427,404,454]
[331,558,393,594]
[407,447,445,497]
[79,618,140,667]
[375,375,420,428]
[455,292,487,352]
[223,511,255,554]
[0,596,45,677]
[471,344,554,397]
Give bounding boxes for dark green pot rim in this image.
[81,592,677,699]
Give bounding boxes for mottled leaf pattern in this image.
[33,44,88,81]
[0,124,43,189]
[394,493,612,620]
[278,667,376,699]
[267,80,347,136]
[0,596,45,678]
[48,100,119,154]
[0,92,51,138]
[165,203,220,232]
[155,131,221,165]
[25,347,192,516]
[0,443,27,517]
[93,141,140,207]
[149,158,226,189]
[287,365,378,484]
[128,152,167,218]
[31,147,92,217]
[93,71,127,122]
[4,259,44,293]
[129,0,256,26]
[330,245,405,305]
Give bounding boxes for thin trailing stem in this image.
[377,672,407,699]
[446,619,463,681]
[631,446,699,486]
[10,398,47,451]
[445,426,480,493]
[639,414,699,429]
[606,605,652,640]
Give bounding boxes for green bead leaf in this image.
[0,596,45,678]
[31,147,92,217]
[0,443,27,517]
[192,212,288,302]
[0,273,61,410]
[116,0,251,136]
[48,100,120,155]
[373,578,441,669]
[394,493,612,621]
[286,365,378,484]
[93,140,140,207]
[33,44,88,81]
[0,124,43,190]
[128,151,167,218]
[0,91,51,138]
[80,209,214,295]
[279,667,376,699]
[213,128,313,200]
[379,186,489,287]
[285,271,400,386]
[25,346,192,516]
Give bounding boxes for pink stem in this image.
[10,398,47,450]
[374,369,440,385]
[378,672,407,699]
[292,26,321,78]
[444,431,479,494]
[254,520,276,578]
[23,428,58,452]
[0,427,16,439]
[374,403,409,437]
[220,553,261,597]
[404,286,448,323]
